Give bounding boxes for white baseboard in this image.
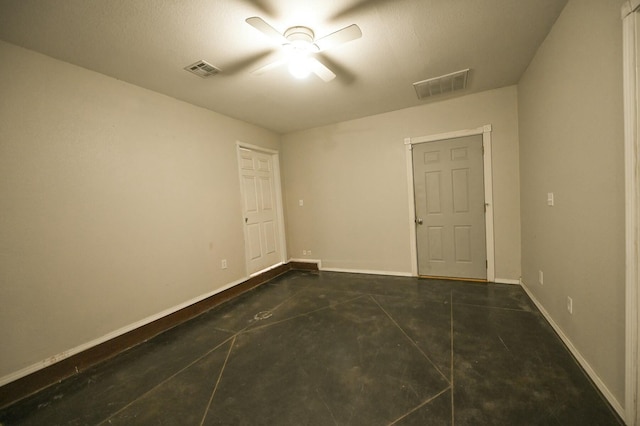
[0,274,252,388]
[320,266,413,277]
[494,278,521,285]
[289,260,514,283]
[520,280,625,420]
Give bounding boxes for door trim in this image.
[404,125,495,281]
[236,141,288,277]
[623,3,639,424]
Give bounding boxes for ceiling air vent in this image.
[184,60,221,78]
[413,69,470,100]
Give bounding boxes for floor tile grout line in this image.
[215,285,367,335]
[207,276,316,334]
[266,283,366,315]
[5,273,623,425]
[200,335,236,426]
[387,386,451,425]
[241,294,367,334]
[315,388,339,426]
[212,326,240,334]
[363,291,450,300]
[370,295,451,385]
[267,282,317,313]
[95,333,237,426]
[263,283,362,323]
[450,290,455,426]
[220,283,319,336]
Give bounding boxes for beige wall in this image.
[281,86,521,281]
[518,0,625,405]
[3,0,624,407]
[0,41,279,380]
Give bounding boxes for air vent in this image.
[413,69,470,100]
[184,60,221,78]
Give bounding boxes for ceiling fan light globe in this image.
[291,39,306,49]
[288,57,312,79]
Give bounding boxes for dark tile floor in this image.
[0,271,623,425]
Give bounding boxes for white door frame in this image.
[623,1,640,424]
[404,125,495,281]
[236,141,288,277]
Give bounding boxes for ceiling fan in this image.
[245,16,362,82]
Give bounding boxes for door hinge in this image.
[486,260,488,269]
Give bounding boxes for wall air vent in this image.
[413,69,470,100]
[184,60,221,78]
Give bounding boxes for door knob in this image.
[415,218,423,225]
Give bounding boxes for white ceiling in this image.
[0,0,567,134]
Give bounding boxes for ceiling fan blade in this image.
[317,53,356,85]
[315,24,362,52]
[330,0,396,21]
[221,50,273,75]
[246,17,287,45]
[237,0,277,17]
[251,58,288,75]
[308,57,336,82]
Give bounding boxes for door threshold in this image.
[418,275,488,283]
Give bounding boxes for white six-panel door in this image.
[412,134,487,279]
[238,147,281,275]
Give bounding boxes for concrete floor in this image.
[0,270,623,425]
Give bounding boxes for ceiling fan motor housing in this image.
[284,26,319,52]
[245,16,361,82]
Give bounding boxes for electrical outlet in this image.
[221,259,227,269]
[307,250,312,256]
[567,296,573,314]
[547,192,554,206]
[538,270,543,285]
[299,199,304,206]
